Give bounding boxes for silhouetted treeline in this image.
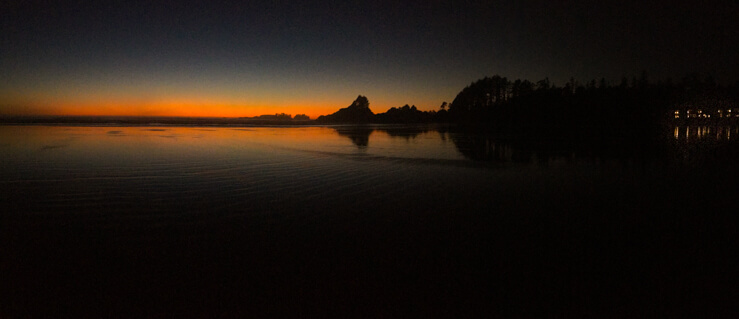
[448,73,739,139]
[318,74,738,131]
[375,104,441,123]
[316,96,449,124]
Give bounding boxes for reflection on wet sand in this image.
[674,125,738,141]
[333,127,373,149]
[327,124,739,167]
[2,124,739,317]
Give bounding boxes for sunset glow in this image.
[1,85,446,118]
[3,1,739,317]
[0,91,416,119]
[2,99,341,119]
[5,2,735,120]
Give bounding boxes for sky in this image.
[2,0,738,118]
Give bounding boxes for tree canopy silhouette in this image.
[314,74,737,127]
[448,73,738,140]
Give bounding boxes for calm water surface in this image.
[1,125,738,317]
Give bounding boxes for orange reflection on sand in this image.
[0,125,343,153]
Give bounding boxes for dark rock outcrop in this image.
[316,95,375,123]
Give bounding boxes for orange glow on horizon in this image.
[1,100,343,120]
[1,90,442,119]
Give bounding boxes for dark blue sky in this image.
[2,0,738,116]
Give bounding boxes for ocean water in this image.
[1,124,738,317]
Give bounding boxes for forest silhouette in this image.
[317,73,739,164]
[318,73,739,141]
